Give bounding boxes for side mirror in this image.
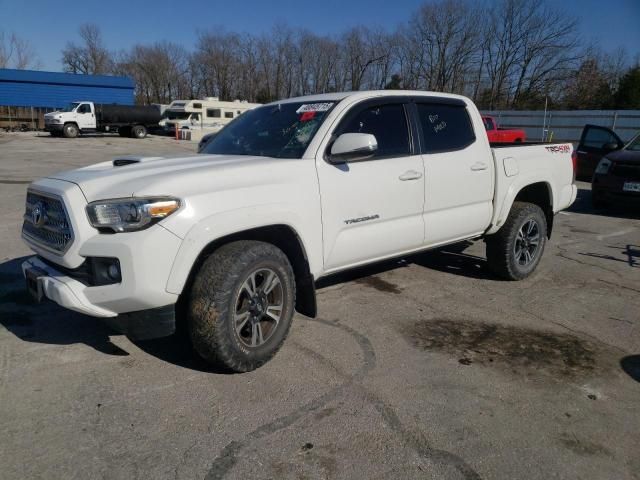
[329,133,378,163]
[603,142,620,151]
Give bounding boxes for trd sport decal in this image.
[344,214,380,225]
[545,145,571,153]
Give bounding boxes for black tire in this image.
[486,202,547,280]
[131,125,147,139]
[188,240,296,372]
[62,123,78,138]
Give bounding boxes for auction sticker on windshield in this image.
[296,103,334,114]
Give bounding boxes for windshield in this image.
[200,101,335,159]
[626,132,640,151]
[60,102,80,112]
[163,111,191,120]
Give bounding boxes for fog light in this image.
[108,264,120,280]
[88,257,122,285]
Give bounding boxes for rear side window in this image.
[224,111,234,119]
[483,117,495,131]
[417,103,475,153]
[340,104,410,158]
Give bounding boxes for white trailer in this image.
[159,97,261,134]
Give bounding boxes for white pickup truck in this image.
[22,90,577,372]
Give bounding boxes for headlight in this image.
[594,158,612,175]
[86,197,181,232]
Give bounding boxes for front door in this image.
[316,100,425,272]
[75,103,96,130]
[576,125,624,179]
[415,100,493,245]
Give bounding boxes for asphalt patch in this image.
[405,318,598,378]
[557,433,612,457]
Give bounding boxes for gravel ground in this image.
[0,132,638,480]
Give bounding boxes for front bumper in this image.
[22,257,177,339]
[44,123,63,132]
[22,179,183,319]
[22,256,116,317]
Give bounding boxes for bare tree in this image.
[62,24,113,74]
[66,0,627,109]
[0,31,39,69]
[115,42,190,104]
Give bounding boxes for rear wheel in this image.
[131,125,147,139]
[486,202,547,280]
[62,123,78,138]
[188,241,296,372]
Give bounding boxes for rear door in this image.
[576,125,624,179]
[316,98,425,271]
[415,99,493,245]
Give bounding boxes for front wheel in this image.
[486,202,547,280]
[62,123,79,138]
[188,241,296,372]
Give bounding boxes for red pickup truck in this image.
[483,115,526,143]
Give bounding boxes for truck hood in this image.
[45,154,300,202]
[607,149,640,164]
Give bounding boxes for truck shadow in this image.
[568,187,640,220]
[0,256,130,356]
[316,241,492,291]
[620,355,640,383]
[0,256,228,372]
[2,242,493,372]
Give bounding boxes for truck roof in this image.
[270,90,471,106]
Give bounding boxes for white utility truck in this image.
[22,91,577,372]
[159,97,261,134]
[44,102,162,138]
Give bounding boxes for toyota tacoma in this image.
[21,91,577,372]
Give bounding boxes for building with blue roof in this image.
[0,68,134,108]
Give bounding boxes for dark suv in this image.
[578,125,640,208]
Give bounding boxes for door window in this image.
[417,103,475,153]
[581,126,621,150]
[77,104,91,114]
[338,103,410,158]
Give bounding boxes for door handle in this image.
[399,170,423,181]
[470,162,488,171]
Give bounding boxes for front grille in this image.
[611,163,640,181]
[22,191,74,254]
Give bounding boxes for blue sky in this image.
[1,0,639,72]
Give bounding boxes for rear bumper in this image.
[593,175,640,207]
